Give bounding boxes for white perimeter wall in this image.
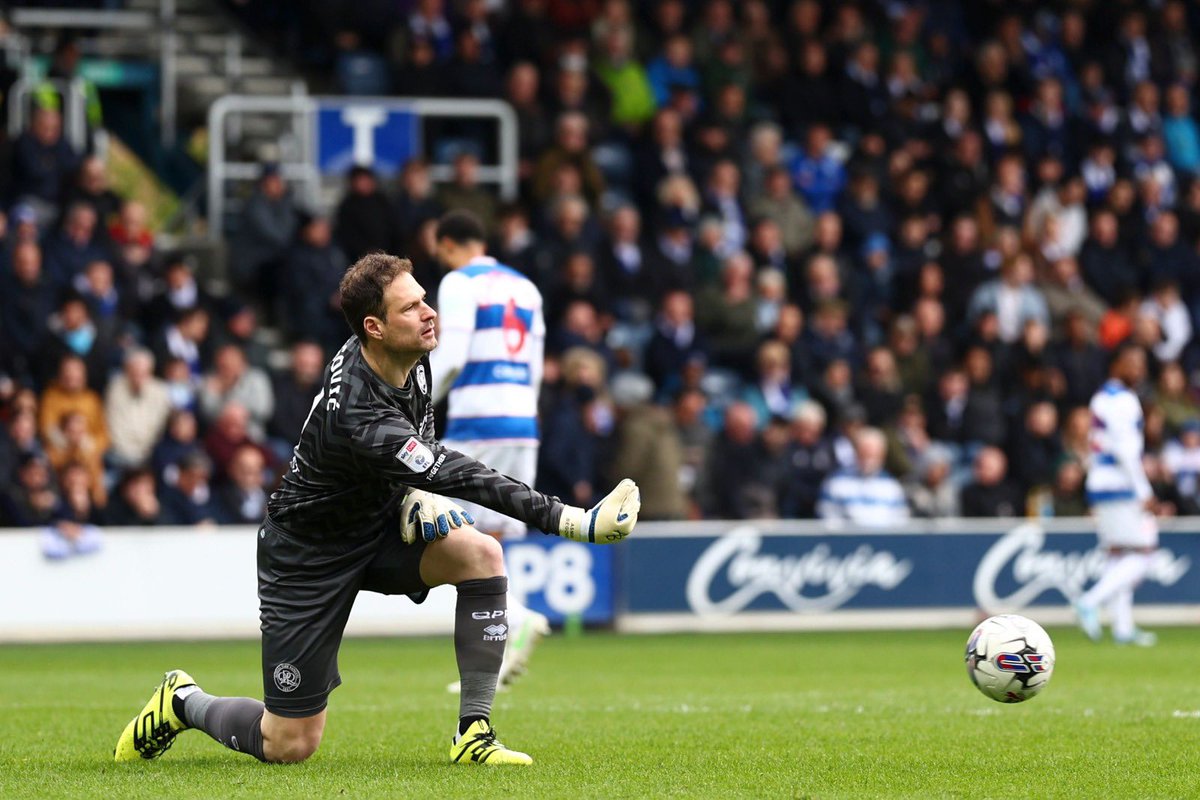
[0,527,456,642]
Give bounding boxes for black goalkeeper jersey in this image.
[267,337,562,541]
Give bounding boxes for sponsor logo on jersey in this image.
[472,609,506,620]
[425,452,447,479]
[502,298,527,355]
[415,365,427,395]
[273,663,302,693]
[396,436,435,472]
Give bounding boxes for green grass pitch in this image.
[2,628,1199,799]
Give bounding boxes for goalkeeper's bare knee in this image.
[420,526,505,586]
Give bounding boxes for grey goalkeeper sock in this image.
[454,576,509,725]
[181,689,267,762]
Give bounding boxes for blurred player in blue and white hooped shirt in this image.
[429,209,550,691]
[1075,344,1159,647]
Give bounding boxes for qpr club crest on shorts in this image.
[273,663,302,693]
[415,364,427,395]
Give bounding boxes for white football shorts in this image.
[1093,499,1158,549]
[443,441,538,539]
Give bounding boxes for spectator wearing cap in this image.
[818,427,909,527]
[335,164,397,262]
[105,348,172,469]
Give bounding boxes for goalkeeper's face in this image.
[373,271,438,357]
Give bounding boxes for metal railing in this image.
[9,0,177,148]
[207,92,519,241]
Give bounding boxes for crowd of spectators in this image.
[6,0,1200,533]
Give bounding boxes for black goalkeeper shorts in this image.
[257,519,429,717]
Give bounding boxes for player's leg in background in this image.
[1106,553,1157,645]
[1076,502,1151,641]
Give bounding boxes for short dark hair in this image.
[436,209,487,245]
[339,253,414,342]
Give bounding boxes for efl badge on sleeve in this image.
[396,436,435,472]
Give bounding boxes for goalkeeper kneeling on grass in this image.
[113,253,640,766]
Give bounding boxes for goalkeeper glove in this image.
[400,489,474,544]
[557,478,641,544]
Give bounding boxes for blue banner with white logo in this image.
[622,522,1200,616]
[504,537,614,623]
[316,100,420,176]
